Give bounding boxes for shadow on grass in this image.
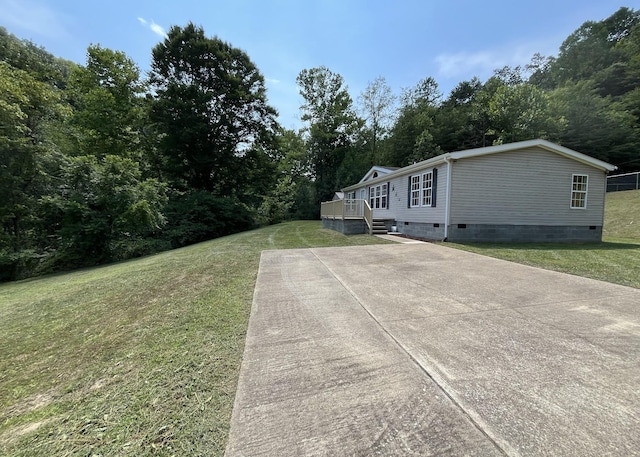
[453,241,640,251]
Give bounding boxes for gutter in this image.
[444,155,453,241]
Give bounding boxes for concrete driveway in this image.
[225,242,640,456]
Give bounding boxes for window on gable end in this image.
[571,174,588,209]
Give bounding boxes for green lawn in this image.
[0,222,390,456]
[2,192,639,456]
[603,188,640,242]
[447,189,640,288]
[447,241,640,288]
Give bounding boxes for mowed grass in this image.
[448,189,640,288]
[2,192,639,456]
[0,221,390,456]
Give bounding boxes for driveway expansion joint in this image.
[226,243,640,456]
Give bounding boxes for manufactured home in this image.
[321,139,617,242]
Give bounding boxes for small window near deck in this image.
[571,174,588,209]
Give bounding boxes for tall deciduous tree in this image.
[0,60,70,278]
[386,77,442,166]
[358,76,396,162]
[297,66,363,203]
[548,7,640,88]
[41,155,167,268]
[38,45,168,269]
[437,77,486,151]
[69,45,145,160]
[149,23,278,193]
[487,83,558,144]
[552,81,639,168]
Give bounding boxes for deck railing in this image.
[363,201,373,235]
[321,199,344,219]
[320,199,373,235]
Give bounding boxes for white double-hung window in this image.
[369,183,388,209]
[410,175,421,207]
[409,169,437,208]
[421,171,433,206]
[571,174,588,209]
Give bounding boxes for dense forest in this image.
[2,7,640,280]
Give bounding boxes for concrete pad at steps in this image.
[226,243,640,456]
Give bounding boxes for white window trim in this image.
[421,171,433,207]
[570,174,588,209]
[370,183,388,209]
[410,175,421,207]
[411,171,435,208]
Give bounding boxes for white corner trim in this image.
[444,156,453,240]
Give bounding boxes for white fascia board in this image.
[357,166,398,184]
[537,141,617,172]
[343,155,449,191]
[449,139,617,172]
[342,139,616,192]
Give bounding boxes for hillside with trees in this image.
[1,7,639,280]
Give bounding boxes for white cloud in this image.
[138,16,167,39]
[150,22,166,38]
[265,77,281,84]
[434,43,546,80]
[0,0,68,39]
[435,51,496,79]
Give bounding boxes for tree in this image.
[297,66,363,203]
[552,81,639,169]
[0,26,73,89]
[385,77,442,166]
[0,61,70,279]
[487,83,558,144]
[41,155,167,268]
[358,76,396,162]
[69,45,145,160]
[551,7,640,85]
[437,77,486,151]
[149,23,278,193]
[271,128,317,220]
[26,45,170,270]
[526,53,557,89]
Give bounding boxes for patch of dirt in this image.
[3,391,55,417]
[90,378,108,390]
[0,418,55,447]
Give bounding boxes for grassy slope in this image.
[2,192,639,456]
[448,189,640,288]
[602,188,640,241]
[0,222,390,456]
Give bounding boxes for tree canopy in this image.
[2,7,640,280]
[149,23,278,194]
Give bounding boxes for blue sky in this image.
[2,0,638,129]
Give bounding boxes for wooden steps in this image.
[371,219,388,235]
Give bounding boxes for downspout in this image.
[444,155,453,241]
[600,170,608,238]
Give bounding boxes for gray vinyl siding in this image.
[449,147,606,226]
[367,164,447,223]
